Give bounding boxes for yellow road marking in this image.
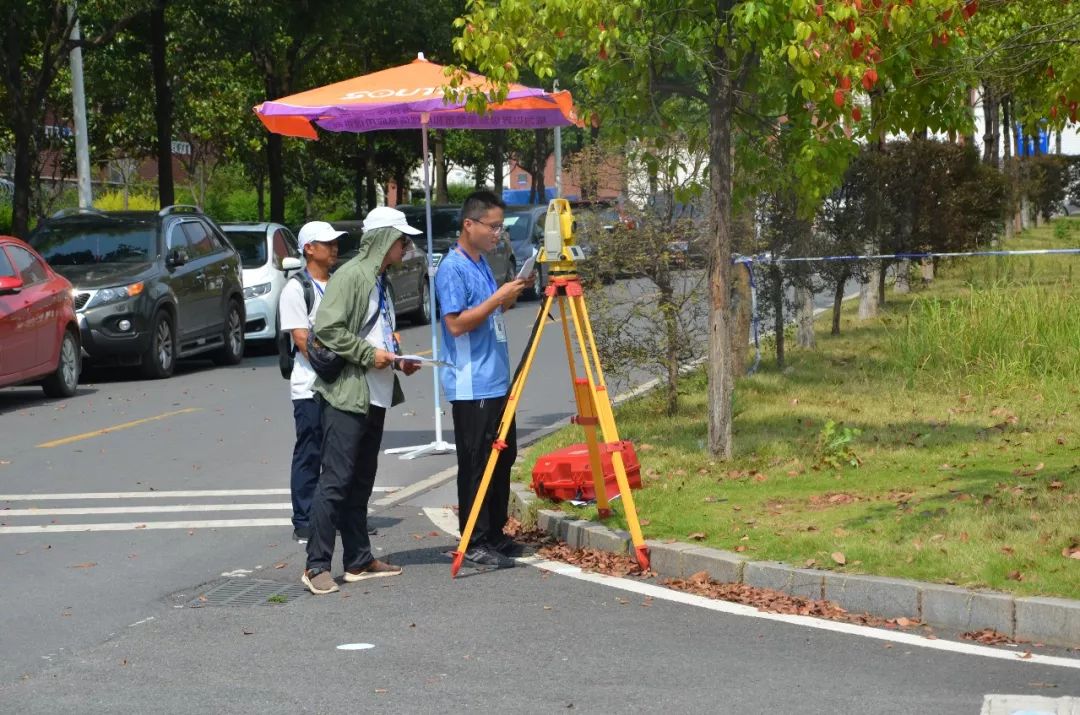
[36,408,202,448]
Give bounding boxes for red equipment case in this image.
[531,440,642,502]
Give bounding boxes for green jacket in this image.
[313,226,405,414]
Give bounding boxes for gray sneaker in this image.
[302,568,339,595]
[344,559,402,582]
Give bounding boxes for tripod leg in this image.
[451,291,555,577]
[565,289,651,571]
[556,297,613,517]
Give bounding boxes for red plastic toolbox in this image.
[531,440,641,502]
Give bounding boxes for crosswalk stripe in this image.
[0,487,398,501]
[1,503,293,517]
[0,518,293,534]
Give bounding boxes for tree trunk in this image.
[831,268,849,335]
[1002,96,1015,240]
[353,151,365,218]
[769,263,784,367]
[981,82,999,166]
[434,130,448,203]
[149,0,174,208]
[894,259,911,293]
[857,261,879,320]
[491,130,505,193]
[795,283,815,349]
[532,129,547,203]
[395,170,406,204]
[706,4,735,459]
[256,172,265,222]
[365,154,377,212]
[731,261,752,374]
[877,261,887,305]
[10,114,34,238]
[660,281,679,416]
[267,133,285,223]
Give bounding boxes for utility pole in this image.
[553,79,562,198]
[68,2,92,208]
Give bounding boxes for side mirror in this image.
[280,256,302,272]
[166,248,187,268]
[0,275,24,295]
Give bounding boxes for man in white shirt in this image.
[278,221,341,544]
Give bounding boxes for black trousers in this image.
[451,397,517,547]
[305,401,385,573]
[290,398,322,530]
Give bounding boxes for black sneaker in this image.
[490,535,526,557]
[293,526,311,544]
[464,545,516,569]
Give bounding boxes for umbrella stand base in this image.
[384,440,456,461]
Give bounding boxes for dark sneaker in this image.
[490,535,526,557]
[464,545,516,569]
[301,568,339,595]
[293,526,310,544]
[344,559,402,582]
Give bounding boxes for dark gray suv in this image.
[29,206,246,378]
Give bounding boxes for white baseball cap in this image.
[362,206,422,235]
[297,221,347,250]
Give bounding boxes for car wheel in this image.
[141,311,176,379]
[212,299,245,365]
[410,279,431,326]
[41,329,80,398]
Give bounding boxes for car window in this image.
[180,221,216,258]
[271,228,296,267]
[0,246,17,277]
[225,229,269,269]
[31,220,156,265]
[7,245,49,285]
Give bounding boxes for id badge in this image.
[492,309,508,343]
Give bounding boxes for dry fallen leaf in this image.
[1006,570,1024,581]
[687,532,707,541]
[273,562,287,569]
[831,552,846,566]
[69,562,97,569]
[242,628,254,635]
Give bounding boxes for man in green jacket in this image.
[302,207,422,595]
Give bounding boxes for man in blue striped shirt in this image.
[435,191,530,569]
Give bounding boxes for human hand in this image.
[397,358,422,376]
[373,348,395,369]
[496,278,526,305]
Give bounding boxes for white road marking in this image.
[421,508,1080,671]
[0,518,292,534]
[1,503,292,516]
[373,466,457,507]
[337,643,375,651]
[0,487,397,501]
[981,693,1080,713]
[128,616,155,628]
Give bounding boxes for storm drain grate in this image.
[187,578,309,608]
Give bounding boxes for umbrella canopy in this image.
[254,54,578,138]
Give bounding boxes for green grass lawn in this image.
[515,216,1080,598]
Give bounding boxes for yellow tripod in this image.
[450,200,651,576]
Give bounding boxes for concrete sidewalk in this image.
[509,483,1080,649]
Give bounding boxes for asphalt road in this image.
[1,278,1077,712]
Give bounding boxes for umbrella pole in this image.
[385,117,455,460]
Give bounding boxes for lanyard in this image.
[304,270,325,296]
[454,245,497,294]
[377,274,399,354]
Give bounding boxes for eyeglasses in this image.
[470,218,505,233]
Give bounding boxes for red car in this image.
[0,235,81,397]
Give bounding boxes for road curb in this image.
[509,483,1080,649]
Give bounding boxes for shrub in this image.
[93,190,158,211]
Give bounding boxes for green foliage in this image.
[93,190,158,212]
[816,420,862,470]
[0,204,11,235]
[889,281,1080,387]
[1013,155,1072,222]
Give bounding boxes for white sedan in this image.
[220,222,303,342]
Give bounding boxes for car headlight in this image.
[85,282,143,310]
[243,282,272,299]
